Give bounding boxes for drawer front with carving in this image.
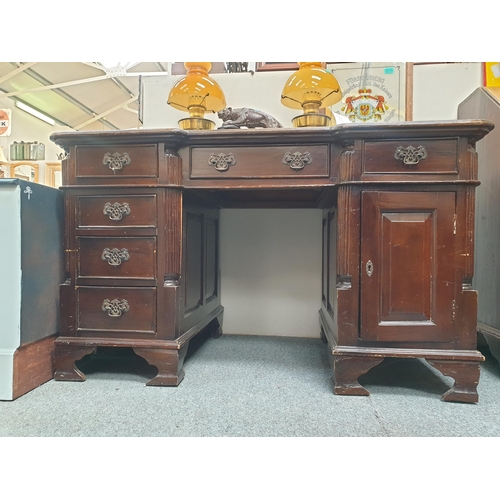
[77,286,156,336]
[363,139,458,175]
[75,144,158,181]
[77,194,157,228]
[189,145,329,179]
[77,237,156,280]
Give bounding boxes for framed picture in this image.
[483,62,500,86]
[0,163,9,178]
[256,63,299,72]
[10,162,39,183]
[327,62,412,122]
[44,161,62,188]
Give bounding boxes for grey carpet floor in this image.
[2,332,500,437]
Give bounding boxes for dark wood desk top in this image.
[50,120,494,148]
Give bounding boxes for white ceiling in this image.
[0,62,172,131]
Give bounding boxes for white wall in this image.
[412,63,482,120]
[220,210,322,337]
[0,96,71,180]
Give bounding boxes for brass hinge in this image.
[453,214,457,235]
[452,299,456,321]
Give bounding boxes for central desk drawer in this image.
[190,144,329,179]
[75,144,158,180]
[77,194,157,229]
[77,237,156,280]
[77,286,156,336]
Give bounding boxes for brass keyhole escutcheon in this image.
[366,260,374,277]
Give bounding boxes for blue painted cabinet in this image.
[0,179,64,399]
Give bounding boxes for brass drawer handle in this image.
[103,152,131,173]
[283,151,312,171]
[103,202,131,221]
[208,152,236,172]
[101,247,130,266]
[102,298,130,317]
[394,145,427,165]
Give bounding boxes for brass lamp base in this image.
[178,117,215,130]
[292,113,334,128]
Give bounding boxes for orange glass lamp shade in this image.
[281,62,342,127]
[167,62,226,130]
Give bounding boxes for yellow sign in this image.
[484,62,500,86]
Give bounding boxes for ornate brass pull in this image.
[282,151,312,171]
[101,247,130,266]
[394,145,427,165]
[103,152,131,173]
[208,152,236,172]
[103,202,131,221]
[102,298,130,317]
[366,260,374,277]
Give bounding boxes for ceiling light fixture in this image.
[100,62,139,70]
[15,101,56,126]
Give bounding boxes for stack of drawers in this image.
[53,134,223,386]
[69,144,160,340]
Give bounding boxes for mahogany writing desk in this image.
[50,119,494,403]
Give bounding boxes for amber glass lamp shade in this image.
[167,62,226,130]
[281,62,342,127]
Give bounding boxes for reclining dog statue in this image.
[218,107,283,129]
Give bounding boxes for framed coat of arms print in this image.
[327,62,410,122]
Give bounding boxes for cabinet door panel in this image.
[361,191,456,343]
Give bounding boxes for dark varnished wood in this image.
[12,334,56,399]
[331,354,385,396]
[133,345,188,386]
[51,120,494,399]
[363,138,459,175]
[427,359,481,403]
[189,144,329,179]
[360,190,456,342]
[77,193,157,229]
[54,344,96,381]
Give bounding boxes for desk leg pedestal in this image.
[133,345,188,386]
[427,359,481,403]
[54,343,188,386]
[330,348,484,403]
[331,354,384,396]
[54,344,97,382]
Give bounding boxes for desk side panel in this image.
[180,195,221,335]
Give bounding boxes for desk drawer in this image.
[190,144,329,179]
[77,237,156,280]
[363,139,458,175]
[77,286,156,335]
[75,144,158,180]
[77,194,157,229]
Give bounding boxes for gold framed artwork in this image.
[0,162,9,178]
[10,162,39,183]
[44,161,62,188]
[327,62,412,122]
[256,63,299,72]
